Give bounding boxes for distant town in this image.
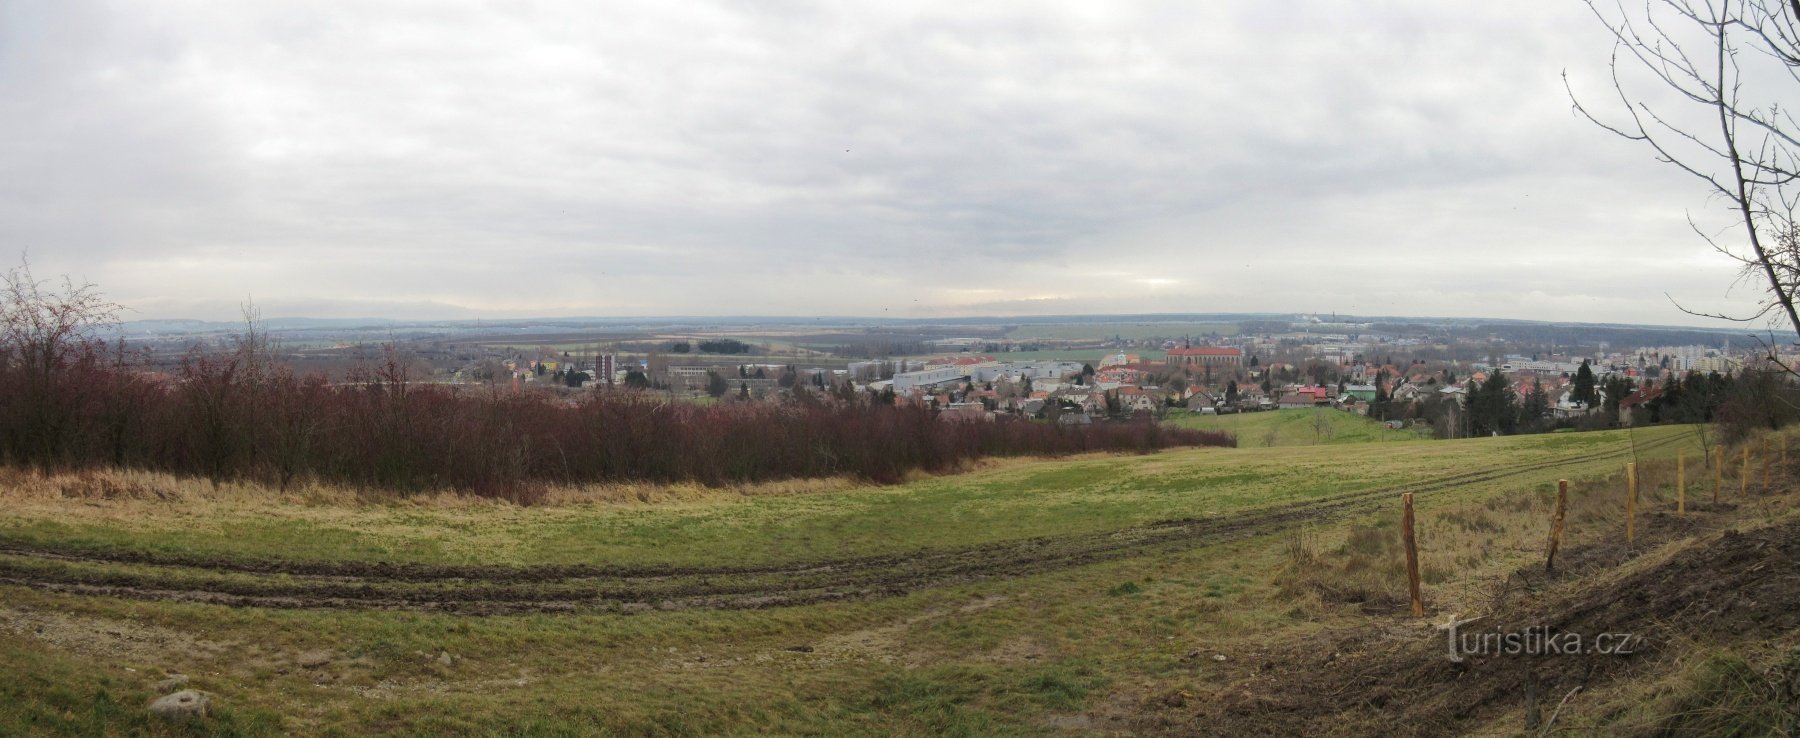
[123,313,1775,440]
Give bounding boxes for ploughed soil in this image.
[1127,511,1800,737]
[0,435,1678,614]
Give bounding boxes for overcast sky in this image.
[0,1,1784,327]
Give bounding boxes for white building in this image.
[892,366,968,393]
[968,360,1083,383]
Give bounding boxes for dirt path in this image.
[0,435,1680,614]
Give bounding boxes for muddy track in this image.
[0,435,1679,614]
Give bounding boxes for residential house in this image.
[1166,346,1244,369]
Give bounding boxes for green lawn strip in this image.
[0,423,1722,736]
[0,528,1300,736]
[0,428,1701,573]
[1163,407,1431,445]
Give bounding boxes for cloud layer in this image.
[0,1,1776,326]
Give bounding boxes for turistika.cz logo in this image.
[1438,616,1640,663]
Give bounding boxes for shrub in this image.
[0,343,1233,500]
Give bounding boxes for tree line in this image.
[1363,360,1794,440]
[0,264,1232,502]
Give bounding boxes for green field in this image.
[1165,407,1431,446]
[0,424,1742,735]
[0,427,1686,570]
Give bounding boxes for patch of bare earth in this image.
[0,605,230,666]
[1123,514,1800,736]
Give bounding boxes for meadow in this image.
[1163,407,1432,446]
[5,422,1777,736]
[0,425,1687,569]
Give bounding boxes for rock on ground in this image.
[149,690,209,721]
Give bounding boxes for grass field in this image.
[0,427,1689,569]
[1164,407,1431,446]
[3,423,1784,735]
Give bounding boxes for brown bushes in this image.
[0,344,1233,500]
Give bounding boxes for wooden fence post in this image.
[1546,480,1569,573]
[1714,446,1724,502]
[1403,492,1422,618]
[1742,447,1751,497]
[1677,449,1686,514]
[1626,463,1637,546]
[1763,438,1772,492]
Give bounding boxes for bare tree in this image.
[0,256,121,463]
[1568,0,1800,344]
[0,256,120,384]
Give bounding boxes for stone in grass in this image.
[149,690,209,722]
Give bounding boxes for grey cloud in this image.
[0,0,1770,325]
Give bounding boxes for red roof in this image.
[1167,347,1243,357]
[1620,386,1663,410]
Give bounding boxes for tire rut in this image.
[0,435,1677,614]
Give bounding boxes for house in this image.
[1278,386,1333,407]
[1553,388,1604,419]
[1341,384,1378,403]
[1166,346,1244,368]
[1118,390,1158,413]
[1186,391,1217,411]
[1276,394,1314,409]
[938,403,990,423]
[1391,382,1425,402]
[1617,386,1664,424]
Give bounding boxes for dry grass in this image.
[0,466,361,506]
[0,465,879,508]
[0,454,1052,512]
[1274,429,1800,620]
[1274,523,1412,612]
[0,425,1789,736]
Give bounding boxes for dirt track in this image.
[0,435,1682,614]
